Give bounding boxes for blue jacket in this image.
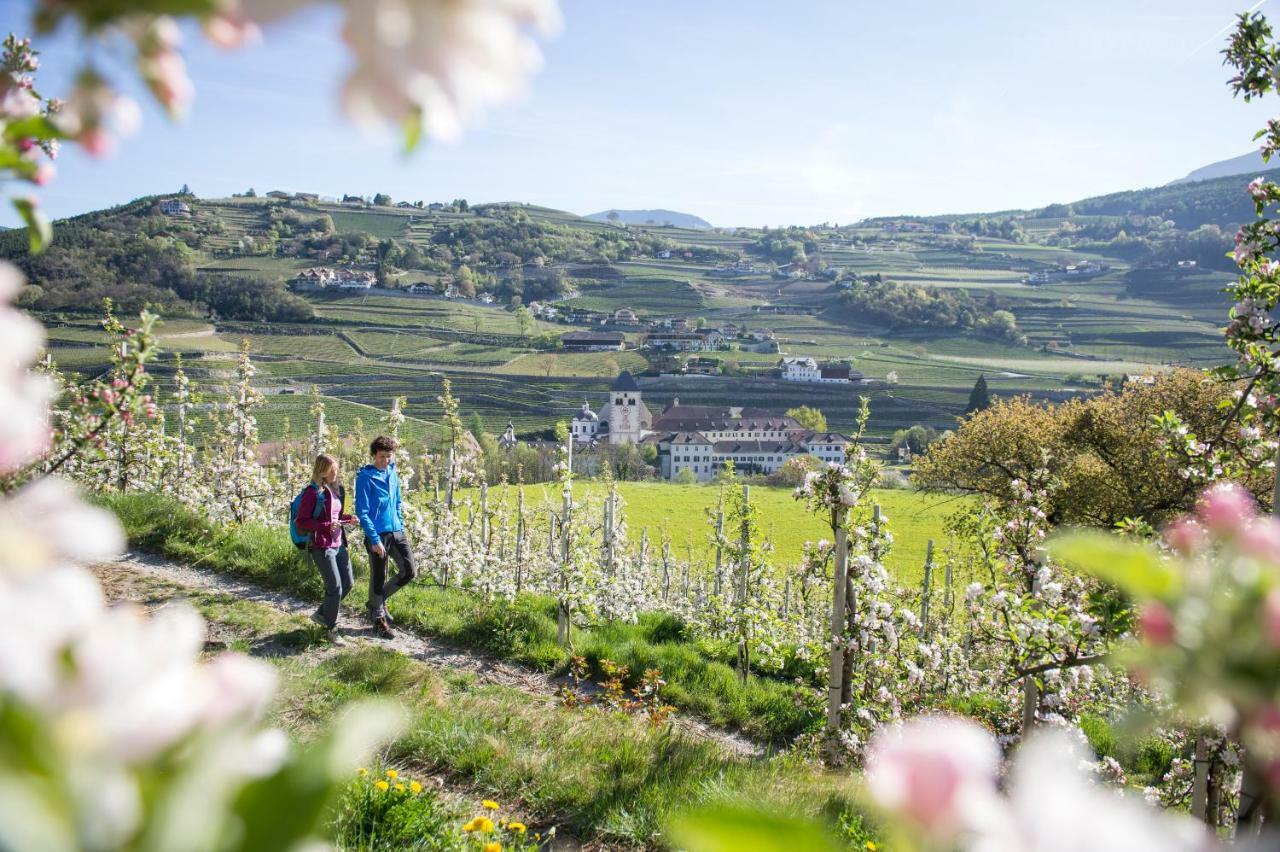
[355,462,404,541]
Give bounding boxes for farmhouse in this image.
[612,307,639,324]
[642,331,706,352]
[160,199,191,216]
[561,331,625,352]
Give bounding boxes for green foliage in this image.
[667,806,843,852]
[965,374,991,413]
[329,771,470,852]
[1050,531,1182,599]
[839,279,1023,342]
[785,405,827,432]
[1078,713,1118,758]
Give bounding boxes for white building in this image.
[780,357,820,382]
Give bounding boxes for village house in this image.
[289,267,375,291]
[160,199,191,216]
[561,330,625,352]
[266,190,291,199]
[780,356,821,382]
[612,307,640,324]
[642,331,707,352]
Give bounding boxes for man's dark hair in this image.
[370,435,399,456]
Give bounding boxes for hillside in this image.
[4,181,1246,441]
[1170,150,1268,184]
[585,208,713,229]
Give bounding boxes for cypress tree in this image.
[965,374,991,414]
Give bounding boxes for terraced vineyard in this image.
[29,188,1241,443]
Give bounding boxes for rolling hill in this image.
[585,209,713,229]
[1170,150,1268,185]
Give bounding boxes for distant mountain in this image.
[1170,150,1269,185]
[585,209,713,230]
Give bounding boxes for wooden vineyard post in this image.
[825,506,851,764]
[1192,735,1209,823]
[736,484,751,684]
[446,446,456,511]
[480,482,489,549]
[714,491,725,597]
[603,487,615,578]
[557,436,574,650]
[920,539,934,634]
[514,487,525,594]
[1021,547,1046,734]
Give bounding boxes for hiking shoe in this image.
[310,610,331,630]
[327,629,349,647]
[374,617,394,639]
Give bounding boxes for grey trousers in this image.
[309,546,354,629]
[366,530,416,617]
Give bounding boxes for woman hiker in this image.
[296,453,357,645]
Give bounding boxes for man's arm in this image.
[355,471,380,542]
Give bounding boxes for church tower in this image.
[605,371,648,445]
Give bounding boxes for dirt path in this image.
[99,550,766,760]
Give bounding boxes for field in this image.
[457,481,962,584]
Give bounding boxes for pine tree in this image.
[965,374,991,414]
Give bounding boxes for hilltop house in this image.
[160,199,191,216]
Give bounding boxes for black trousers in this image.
[365,529,415,616]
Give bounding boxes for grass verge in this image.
[100,492,821,743]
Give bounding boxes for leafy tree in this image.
[890,424,938,455]
[372,192,392,206]
[965,375,991,414]
[786,405,828,432]
[915,370,1271,527]
[514,304,533,338]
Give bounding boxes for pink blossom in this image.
[1249,175,1270,201]
[1239,518,1280,562]
[1162,518,1206,556]
[865,715,1001,841]
[1138,601,1176,647]
[140,48,194,116]
[1264,588,1280,648]
[203,12,262,49]
[1196,482,1255,536]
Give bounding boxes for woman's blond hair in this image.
[311,453,337,486]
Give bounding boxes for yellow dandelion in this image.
[508,822,527,834]
[463,818,480,833]
[409,780,423,794]
[374,780,389,792]
[356,767,368,778]
[385,769,398,780]
[866,843,878,851]
[482,799,500,810]
[394,783,405,793]
[483,843,502,852]
[477,817,495,833]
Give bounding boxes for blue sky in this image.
[0,0,1274,227]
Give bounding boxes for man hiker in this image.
[356,434,417,638]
